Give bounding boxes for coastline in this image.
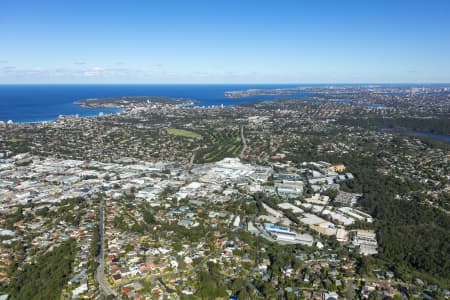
[73,95,197,108]
[2,104,123,125]
[1,95,200,124]
[0,84,307,123]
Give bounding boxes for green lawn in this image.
[167,128,202,139]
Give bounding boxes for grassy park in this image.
[166,128,202,139]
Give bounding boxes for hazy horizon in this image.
[1,82,450,86]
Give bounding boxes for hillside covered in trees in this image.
[8,239,77,300]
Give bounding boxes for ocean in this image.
[0,84,306,123]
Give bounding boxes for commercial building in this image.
[264,223,296,241]
[351,230,378,255]
[334,191,361,207]
[277,202,304,214]
[275,183,304,197]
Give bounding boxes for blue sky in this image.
[1,0,450,83]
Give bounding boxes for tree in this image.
[356,255,375,276]
[9,239,76,300]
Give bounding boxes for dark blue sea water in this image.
[0,84,307,123]
[383,128,450,142]
[413,131,450,142]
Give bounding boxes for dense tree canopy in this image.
[9,239,77,300]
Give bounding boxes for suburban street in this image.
[95,198,117,298]
[347,278,354,300]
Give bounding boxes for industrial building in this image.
[351,230,378,255]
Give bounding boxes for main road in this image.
[95,197,117,298]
